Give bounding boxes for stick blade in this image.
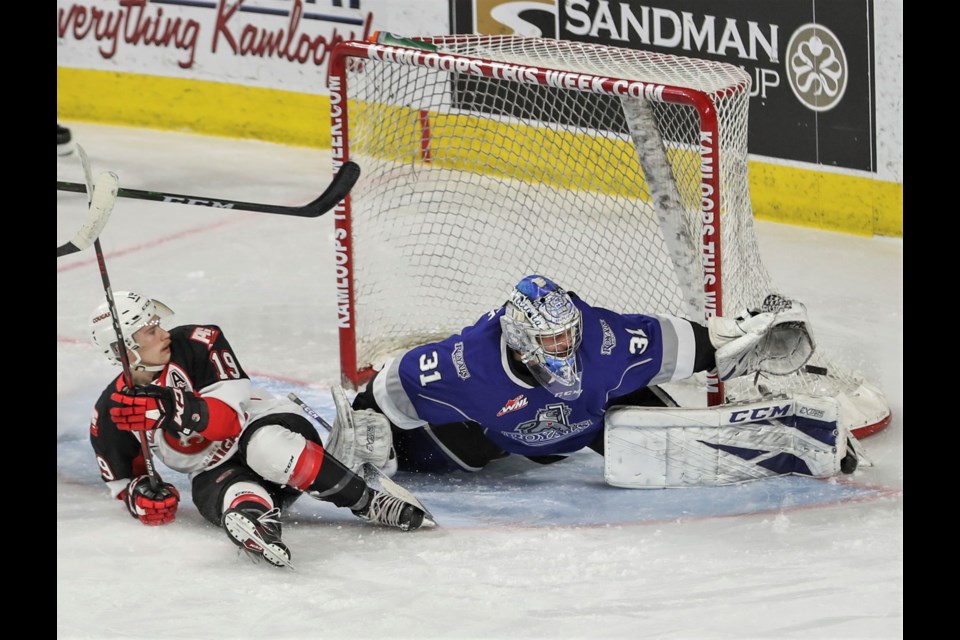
[298,161,361,217]
[57,171,118,258]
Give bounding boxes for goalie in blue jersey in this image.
[332,274,853,483]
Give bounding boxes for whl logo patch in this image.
[497,395,528,416]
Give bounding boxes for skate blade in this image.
[364,462,438,525]
[223,512,294,569]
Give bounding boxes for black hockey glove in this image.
[123,475,180,526]
[110,385,210,435]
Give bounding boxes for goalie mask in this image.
[501,275,583,399]
[89,291,174,371]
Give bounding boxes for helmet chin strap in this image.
[133,363,166,373]
[127,349,165,373]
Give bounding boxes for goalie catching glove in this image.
[122,475,180,525]
[110,385,209,435]
[327,385,397,477]
[707,294,815,381]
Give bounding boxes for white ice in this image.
[57,123,903,639]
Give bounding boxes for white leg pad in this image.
[604,395,848,488]
[245,424,307,486]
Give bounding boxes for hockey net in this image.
[328,34,890,438]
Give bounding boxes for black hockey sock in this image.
[306,454,368,508]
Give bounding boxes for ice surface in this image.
[57,123,902,639]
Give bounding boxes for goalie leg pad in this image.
[603,395,850,488]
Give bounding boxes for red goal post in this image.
[327,34,890,439]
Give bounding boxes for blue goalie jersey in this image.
[371,298,701,457]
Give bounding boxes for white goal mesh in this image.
[328,34,889,436]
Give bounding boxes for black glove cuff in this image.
[163,392,210,436]
[185,394,210,432]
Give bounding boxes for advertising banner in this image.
[57,0,448,94]
[452,0,876,173]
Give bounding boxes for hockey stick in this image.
[56,173,116,257]
[56,161,360,218]
[287,391,436,524]
[75,146,162,490]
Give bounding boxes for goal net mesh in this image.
[331,35,888,431]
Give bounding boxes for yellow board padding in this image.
[57,67,331,148]
[57,67,903,237]
[350,100,648,198]
[749,162,903,237]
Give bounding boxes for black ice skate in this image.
[222,506,293,568]
[352,489,434,531]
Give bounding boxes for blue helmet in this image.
[500,275,583,399]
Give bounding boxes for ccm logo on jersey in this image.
[190,326,220,348]
[728,404,791,423]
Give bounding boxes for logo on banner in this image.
[786,24,848,112]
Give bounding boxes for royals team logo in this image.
[452,341,471,380]
[504,403,592,446]
[599,319,616,355]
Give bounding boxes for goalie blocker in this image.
[604,395,859,488]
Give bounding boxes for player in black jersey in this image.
[88,291,433,568]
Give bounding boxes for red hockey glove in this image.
[123,475,180,526]
[110,385,209,435]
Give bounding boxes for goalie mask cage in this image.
[328,35,890,438]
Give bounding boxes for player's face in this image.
[130,316,171,367]
[537,328,578,358]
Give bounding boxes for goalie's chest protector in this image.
[397,306,669,456]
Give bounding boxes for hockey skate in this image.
[352,489,435,531]
[222,506,293,569]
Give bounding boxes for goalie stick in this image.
[287,391,436,525]
[56,161,361,218]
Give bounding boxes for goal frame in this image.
[328,36,732,401]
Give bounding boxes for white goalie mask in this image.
[500,275,583,399]
[89,291,174,370]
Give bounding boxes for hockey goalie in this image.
[329,274,865,489]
